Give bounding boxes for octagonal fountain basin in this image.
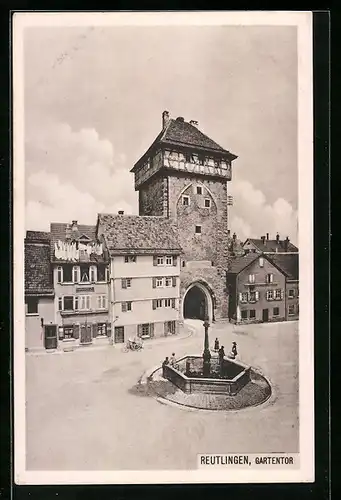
[163,355,251,396]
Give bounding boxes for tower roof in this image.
[131,115,237,172]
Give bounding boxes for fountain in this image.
[162,320,252,396]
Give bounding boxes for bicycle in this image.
[121,339,143,352]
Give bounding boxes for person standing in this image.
[218,346,225,376]
[170,353,176,366]
[214,338,220,352]
[231,342,238,358]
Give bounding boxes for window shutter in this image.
[138,324,143,337]
[172,277,176,287]
[152,277,156,288]
[281,289,284,300]
[106,322,111,338]
[266,291,269,301]
[153,256,157,266]
[122,279,127,289]
[256,291,260,301]
[152,299,156,310]
[150,323,155,338]
[92,323,97,338]
[172,298,175,309]
[173,256,177,266]
[122,302,127,312]
[73,324,80,339]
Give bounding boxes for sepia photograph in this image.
[13,11,314,484]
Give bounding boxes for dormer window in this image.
[204,198,211,208]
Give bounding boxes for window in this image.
[198,155,205,165]
[97,295,107,310]
[214,158,221,167]
[26,297,38,314]
[97,323,107,336]
[165,320,176,334]
[164,299,171,308]
[165,277,172,287]
[124,256,136,263]
[273,307,279,316]
[275,289,282,300]
[63,326,74,339]
[152,299,163,309]
[63,265,73,283]
[58,297,63,311]
[259,257,264,267]
[141,323,150,336]
[249,309,256,319]
[248,274,255,283]
[97,264,108,282]
[157,256,164,265]
[122,301,132,312]
[288,289,295,298]
[121,278,132,289]
[266,290,274,301]
[288,305,295,316]
[240,292,248,303]
[196,186,202,195]
[72,266,80,283]
[241,310,248,319]
[89,266,97,282]
[165,256,173,265]
[78,295,90,310]
[249,292,257,302]
[80,264,90,283]
[63,296,74,311]
[182,195,190,206]
[57,266,63,283]
[195,225,202,234]
[156,277,163,288]
[204,198,211,208]
[266,273,274,284]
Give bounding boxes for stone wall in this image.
[138,175,166,216]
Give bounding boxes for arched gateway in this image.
[182,282,214,323]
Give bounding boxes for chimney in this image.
[65,224,72,239]
[176,116,185,123]
[118,210,124,215]
[266,233,269,240]
[232,232,237,241]
[71,220,78,233]
[190,120,198,127]
[276,233,280,244]
[284,236,290,251]
[162,110,170,129]
[261,235,265,244]
[227,229,231,237]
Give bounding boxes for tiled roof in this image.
[50,223,106,262]
[227,254,259,274]
[266,253,299,280]
[97,214,182,255]
[26,230,51,242]
[25,240,54,295]
[132,117,237,171]
[245,238,298,253]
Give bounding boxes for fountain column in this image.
[202,319,211,377]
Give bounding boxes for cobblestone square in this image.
[26,320,299,471]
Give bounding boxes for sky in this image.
[24,24,298,243]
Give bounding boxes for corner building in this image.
[131,111,238,322]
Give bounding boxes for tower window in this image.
[198,155,205,166]
[196,186,202,195]
[204,198,211,208]
[195,225,202,234]
[182,195,190,206]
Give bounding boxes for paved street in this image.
[26,320,299,471]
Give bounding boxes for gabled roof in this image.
[266,253,299,281]
[131,117,237,172]
[244,238,298,253]
[25,239,54,296]
[97,214,182,256]
[50,223,106,262]
[227,253,260,274]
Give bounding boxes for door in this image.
[262,309,269,322]
[114,326,125,343]
[44,325,57,350]
[80,324,92,344]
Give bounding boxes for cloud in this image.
[25,121,137,230]
[229,179,298,245]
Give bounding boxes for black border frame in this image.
[0,8,330,500]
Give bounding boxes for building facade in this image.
[131,111,238,322]
[97,213,182,344]
[227,253,299,324]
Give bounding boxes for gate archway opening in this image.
[183,282,214,322]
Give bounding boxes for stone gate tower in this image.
[131,111,238,321]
